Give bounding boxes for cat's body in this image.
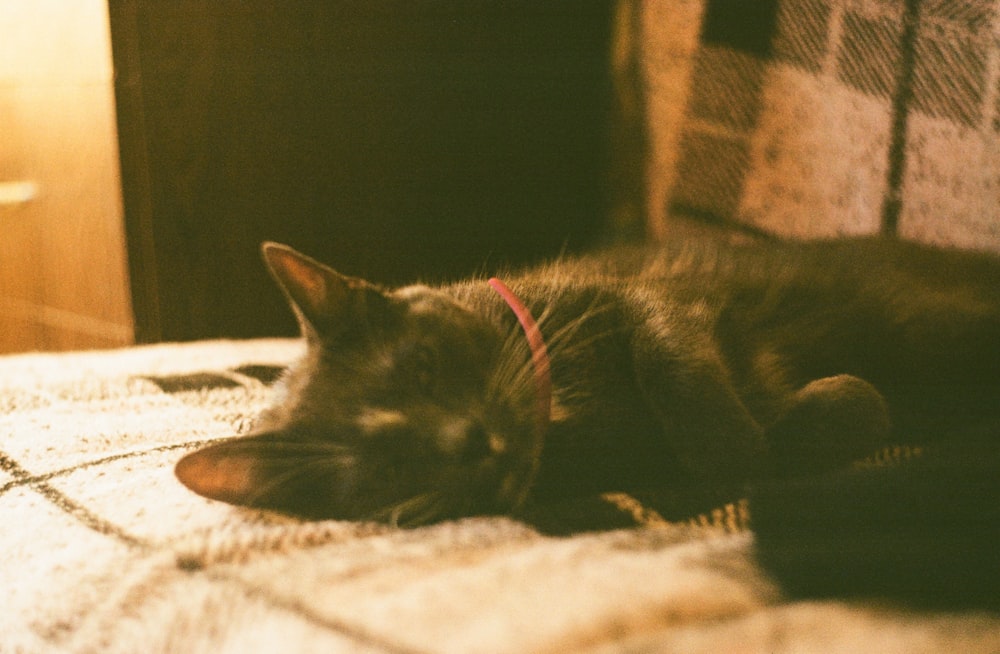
[177,235,1000,608]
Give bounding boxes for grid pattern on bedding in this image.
[636,0,1000,249]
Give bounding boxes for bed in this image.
[2,338,998,652]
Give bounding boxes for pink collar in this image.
[488,278,552,438]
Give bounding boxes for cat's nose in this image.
[460,423,492,461]
[438,418,505,461]
[462,422,510,461]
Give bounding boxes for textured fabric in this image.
[2,339,1000,652]
[633,0,1000,250]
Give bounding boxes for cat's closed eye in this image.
[396,343,439,393]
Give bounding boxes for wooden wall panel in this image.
[0,0,133,353]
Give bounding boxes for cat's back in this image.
[635,235,1000,292]
[455,235,1000,346]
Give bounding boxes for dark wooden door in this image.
[110,1,615,342]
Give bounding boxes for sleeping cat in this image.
[176,236,1000,608]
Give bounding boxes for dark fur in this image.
[176,236,1000,608]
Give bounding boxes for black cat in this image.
[176,236,1000,609]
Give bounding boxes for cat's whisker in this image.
[547,328,618,362]
[370,492,444,527]
[486,325,537,404]
[404,495,448,527]
[488,310,618,415]
[538,298,615,352]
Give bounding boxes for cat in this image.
[176,235,1000,608]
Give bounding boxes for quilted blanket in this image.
[2,339,998,653]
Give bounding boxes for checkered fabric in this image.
[629,0,999,249]
[2,339,999,652]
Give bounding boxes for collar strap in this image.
[488,278,551,438]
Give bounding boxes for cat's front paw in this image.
[766,374,890,478]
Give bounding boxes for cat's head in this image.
[175,243,541,524]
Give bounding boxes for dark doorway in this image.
[110,1,616,341]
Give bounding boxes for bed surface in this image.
[1,339,997,653]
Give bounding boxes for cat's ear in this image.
[175,438,266,507]
[176,433,352,517]
[261,242,386,335]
